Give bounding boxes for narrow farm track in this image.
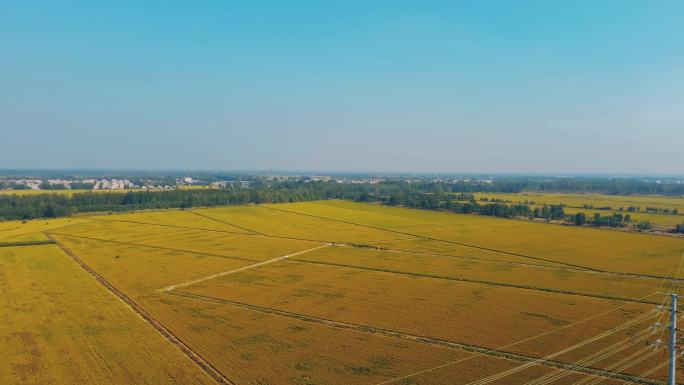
[44,232,236,385]
[260,205,684,282]
[160,243,331,292]
[288,258,660,304]
[168,290,662,385]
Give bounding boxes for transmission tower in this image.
[652,293,679,385]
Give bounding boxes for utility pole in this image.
[670,293,678,385]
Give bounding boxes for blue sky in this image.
[1,1,683,173]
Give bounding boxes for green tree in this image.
[574,212,587,226]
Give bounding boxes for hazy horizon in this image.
[2,1,683,173]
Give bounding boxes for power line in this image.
[373,292,658,385]
[465,312,659,385]
[525,262,682,385]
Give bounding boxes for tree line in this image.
[1,181,682,234]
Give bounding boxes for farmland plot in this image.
[34,201,683,384]
[0,245,214,385]
[268,201,684,277]
[292,245,667,301]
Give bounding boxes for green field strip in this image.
[0,239,56,247]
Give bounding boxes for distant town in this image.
[2,171,684,193]
[0,172,420,191]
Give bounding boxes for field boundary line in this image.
[84,216,333,245]
[160,243,331,292]
[53,229,679,284]
[84,217,251,236]
[0,240,56,247]
[44,232,236,385]
[190,210,265,235]
[49,232,263,264]
[381,247,683,281]
[70,208,684,281]
[288,258,660,304]
[169,290,661,385]
[44,232,665,303]
[261,205,684,281]
[259,205,603,271]
[55,220,682,284]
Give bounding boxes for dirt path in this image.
[160,243,331,292]
[169,290,661,385]
[45,232,235,385]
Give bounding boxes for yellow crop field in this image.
[146,292,621,385]
[476,192,684,212]
[0,217,86,242]
[292,245,665,301]
[0,245,214,385]
[181,260,653,366]
[52,219,318,263]
[536,204,684,228]
[192,206,416,244]
[476,192,684,228]
[271,201,684,277]
[9,200,680,384]
[96,210,254,233]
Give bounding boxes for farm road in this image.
[160,243,331,292]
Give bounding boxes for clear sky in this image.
[2,1,683,174]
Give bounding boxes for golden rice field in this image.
[475,192,684,228]
[3,200,684,384]
[0,245,214,385]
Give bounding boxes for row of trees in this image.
[381,191,663,231]
[0,181,681,234]
[0,181,397,220]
